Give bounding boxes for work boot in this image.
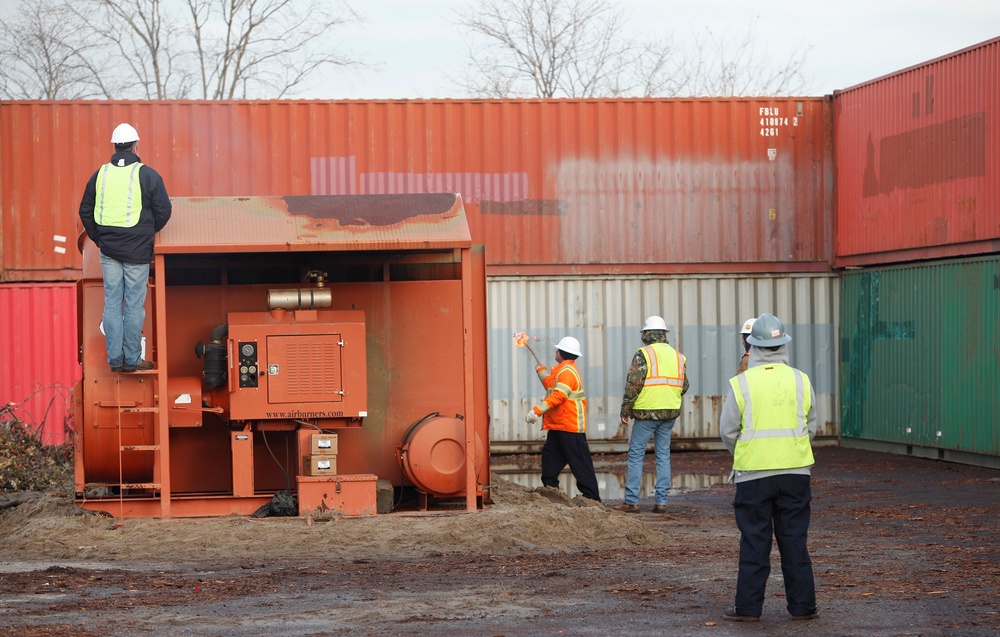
[722,608,760,622]
[791,611,819,620]
[612,502,640,513]
[124,360,154,372]
[651,504,668,514]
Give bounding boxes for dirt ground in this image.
[0,446,998,637]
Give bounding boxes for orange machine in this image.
[73,193,490,518]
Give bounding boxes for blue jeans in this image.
[100,253,149,368]
[624,418,675,505]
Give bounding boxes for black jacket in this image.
[79,151,172,264]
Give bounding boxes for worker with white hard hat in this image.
[614,315,688,514]
[736,317,756,375]
[79,122,172,373]
[719,312,818,622]
[525,335,601,501]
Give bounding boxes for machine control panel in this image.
[238,341,259,388]
[226,310,367,421]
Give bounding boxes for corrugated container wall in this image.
[834,36,1000,267]
[489,274,838,451]
[0,283,80,445]
[839,256,1000,467]
[0,98,833,281]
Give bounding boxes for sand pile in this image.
[0,477,663,564]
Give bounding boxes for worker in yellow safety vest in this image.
[719,313,818,623]
[613,315,688,514]
[79,123,171,374]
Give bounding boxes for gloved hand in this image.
[525,408,540,425]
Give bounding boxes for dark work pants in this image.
[732,474,816,617]
[541,430,601,502]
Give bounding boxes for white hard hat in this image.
[111,123,140,144]
[740,317,756,335]
[641,316,669,332]
[555,336,582,357]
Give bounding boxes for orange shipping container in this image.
[1,98,833,280]
[834,36,1000,267]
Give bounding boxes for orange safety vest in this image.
[536,360,587,433]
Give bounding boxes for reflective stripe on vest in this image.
[546,363,587,433]
[96,162,143,228]
[633,343,685,410]
[729,363,814,471]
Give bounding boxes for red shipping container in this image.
[1,98,833,280]
[0,283,81,445]
[834,36,1000,267]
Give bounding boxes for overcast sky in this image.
[314,0,999,99]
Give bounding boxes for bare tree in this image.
[182,0,362,99]
[0,0,362,100]
[0,0,110,99]
[454,0,675,98]
[685,17,811,97]
[455,0,812,98]
[72,0,194,99]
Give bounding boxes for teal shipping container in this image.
[840,256,1000,468]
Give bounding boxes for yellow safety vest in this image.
[95,162,143,228]
[633,343,685,410]
[729,363,814,471]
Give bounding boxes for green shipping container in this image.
[840,256,1000,468]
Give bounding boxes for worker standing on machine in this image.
[79,122,172,373]
[525,336,601,502]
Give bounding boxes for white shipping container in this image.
[488,274,839,452]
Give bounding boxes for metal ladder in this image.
[114,367,161,513]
